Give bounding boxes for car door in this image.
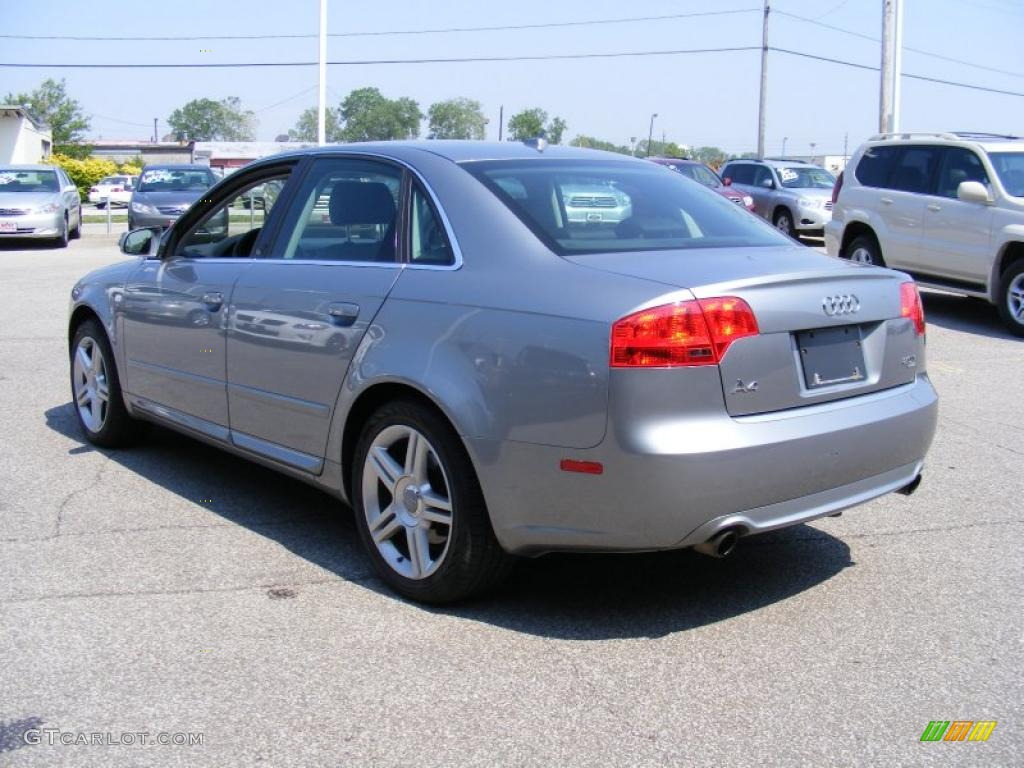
[920,147,994,284]
[873,146,939,271]
[120,165,296,440]
[225,155,405,472]
[748,165,778,219]
[58,169,80,228]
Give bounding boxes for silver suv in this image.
[826,132,1024,336]
[720,158,836,236]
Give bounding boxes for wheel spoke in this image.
[95,381,110,403]
[420,490,452,525]
[369,446,402,493]
[91,345,102,373]
[406,526,431,578]
[369,504,401,544]
[406,432,430,484]
[90,395,103,424]
[76,386,90,406]
[76,345,91,374]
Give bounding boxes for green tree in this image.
[167,97,256,141]
[569,135,631,155]
[507,108,568,143]
[427,98,487,140]
[288,106,344,142]
[338,87,422,142]
[3,78,91,152]
[635,139,686,158]
[691,146,728,169]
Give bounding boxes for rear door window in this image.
[725,164,754,184]
[854,145,901,188]
[889,147,941,194]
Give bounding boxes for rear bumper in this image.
[473,375,937,555]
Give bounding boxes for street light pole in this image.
[781,136,788,158]
[317,0,328,145]
[647,113,658,157]
[880,0,894,133]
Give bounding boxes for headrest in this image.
[329,181,396,226]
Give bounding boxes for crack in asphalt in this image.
[942,416,1024,456]
[53,460,109,537]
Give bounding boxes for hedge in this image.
[45,154,142,201]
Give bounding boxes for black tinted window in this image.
[890,147,940,194]
[724,164,753,184]
[936,148,989,198]
[752,166,774,187]
[855,145,901,188]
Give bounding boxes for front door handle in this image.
[927,203,942,212]
[202,291,224,309]
[327,302,360,326]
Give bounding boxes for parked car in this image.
[826,132,1024,336]
[0,164,82,247]
[720,158,836,236]
[128,164,218,231]
[649,157,756,211]
[88,175,137,208]
[561,183,632,225]
[69,142,937,603]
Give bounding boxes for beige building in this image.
[0,106,52,163]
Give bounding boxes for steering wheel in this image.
[229,227,261,257]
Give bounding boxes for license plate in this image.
[0,221,16,233]
[797,326,866,389]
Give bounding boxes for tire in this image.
[773,208,795,236]
[96,201,106,210]
[54,214,69,248]
[352,399,513,603]
[846,234,886,267]
[996,260,1024,337]
[70,209,82,239]
[70,319,145,448]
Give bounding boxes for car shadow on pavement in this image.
[920,291,1017,340]
[46,402,854,640]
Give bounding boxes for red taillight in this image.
[900,281,926,336]
[111,186,123,192]
[610,297,758,368]
[89,186,98,193]
[831,171,844,205]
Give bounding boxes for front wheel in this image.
[352,400,513,603]
[996,261,1024,337]
[773,208,794,236]
[70,320,144,447]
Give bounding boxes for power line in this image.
[0,8,761,42]
[775,9,1024,80]
[253,85,319,113]
[0,46,762,69]
[87,112,152,128]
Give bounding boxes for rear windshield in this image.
[0,169,58,192]
[988,152,1024,197]
[99,176,129,185]
[673,163,723,188]
[137,168,216,192]
[463,159,788,254]
[777,167,836,189]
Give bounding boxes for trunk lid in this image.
[569,245,922,415]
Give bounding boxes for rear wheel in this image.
[352,400,513,603]
[773,208,794,236]
[70,319,144,447]
[846,234,885,267]
[996,261,1024,337]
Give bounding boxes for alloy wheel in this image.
[360,425,454,580]
[73,336,110,432]
[775,214,792,235]
[1008,272,1024,324]
[849,246,875,265]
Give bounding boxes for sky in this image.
[2,0,1023,156]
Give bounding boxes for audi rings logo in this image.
[822,294,861,316]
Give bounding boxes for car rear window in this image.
[463,159,788,255]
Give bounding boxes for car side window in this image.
[272,158,402,262]
[752,166,774,187]
[889,147,941,194]
[855,145,901,188]
[173,174,289,259]
[936,148,989,199]
[726,164,752,185]
[409,183,455,266]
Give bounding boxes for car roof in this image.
[863,133,1024,153]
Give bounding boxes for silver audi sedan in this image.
[68,142,937,603]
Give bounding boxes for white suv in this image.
[826,132,1024,336]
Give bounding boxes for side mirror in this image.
[760,178,775,189]
[957,180,993,204]
[723,177,733,186]
[120,227,159,256]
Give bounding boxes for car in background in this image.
[561,183,632,225]
[0,164,82,247]
[720,158,836,237]
[826,131,1024,336]
[69,141,936,603]
[88,175,137,208]
[649,157,756,211]
[128,164,218,231]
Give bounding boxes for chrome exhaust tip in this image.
[694,529,740,559]
[896,474,922,496]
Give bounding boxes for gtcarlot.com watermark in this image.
[24,728,204,747]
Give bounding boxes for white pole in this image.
[756,0,770,159]
[879,0,893,134]
[317,0,328,145]
[891,0,903,133]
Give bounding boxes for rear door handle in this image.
[202,291,224,308]
[327,302,360,326]
[880,197,894,205]
[927,203,942,212]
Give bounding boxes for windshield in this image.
[777,167,835,189]
[137,168,216,193]
[674,163,723,188]
[463,160,789,255]
[988,152,1024,197]
[0,169,59,193]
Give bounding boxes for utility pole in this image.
[879,0,894,134]
[843,132,849,163]
[757,0,770,159]
[781,136,788,158]
[317,0,328,145]
[153,118,158,143]
[810,142,817,164]
[498,105,504,141]
[647,113,658,157]
[892,0,904,133]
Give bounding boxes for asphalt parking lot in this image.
[1,236,1021,767]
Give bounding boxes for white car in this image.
[826,132,1024,335]
[88,175,137,208]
